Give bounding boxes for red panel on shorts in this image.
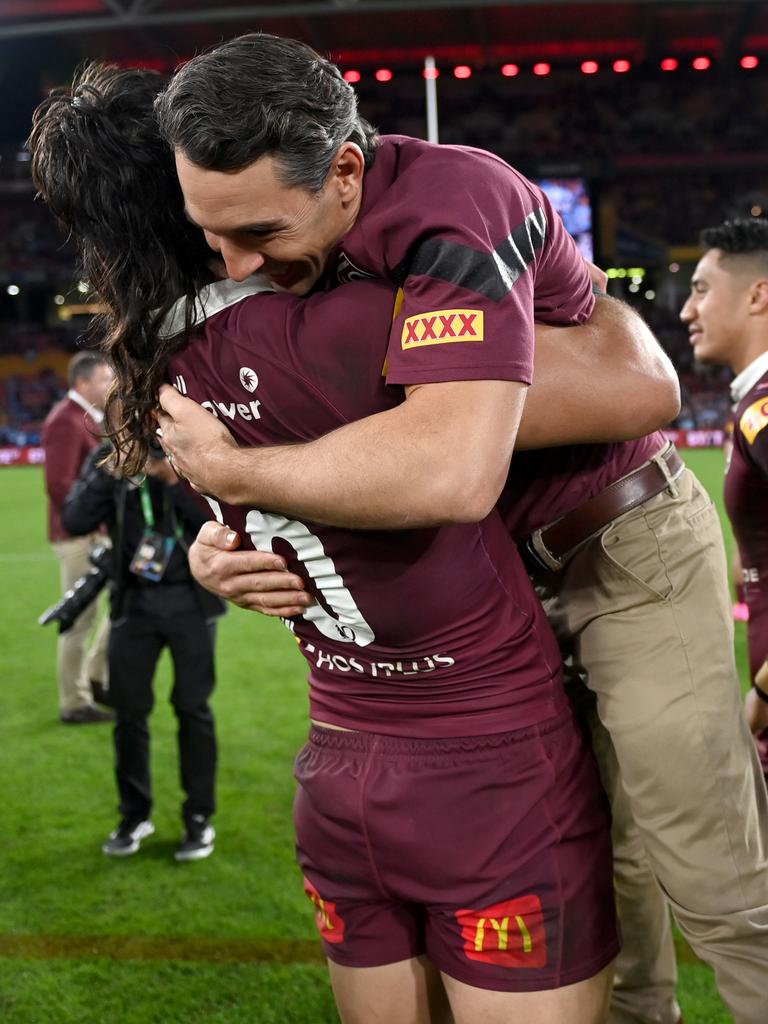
[456,894,547,968]
[304,877,345,944]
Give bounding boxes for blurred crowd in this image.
[2,67,768,440]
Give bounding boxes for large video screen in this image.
[537,177,593,263]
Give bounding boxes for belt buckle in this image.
[650,444,681,498]
[525,530,564,573]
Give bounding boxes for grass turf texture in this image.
[0,454,741,1022]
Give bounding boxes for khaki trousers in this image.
[51,536,110,713]
[537,468,768,1024]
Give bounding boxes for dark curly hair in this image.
[155,33,379,193]
[700,218,768,262]
[28,62,214,473]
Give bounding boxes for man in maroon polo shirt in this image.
[42,351,113,724]
[682,216,768,780]
[154,34,768,1024]
[26,62,653,1021]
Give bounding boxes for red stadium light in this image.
[660,57,678,71]
[375,68,393,82]
[343,69,361,83]
[581,60,599,75]
[454,65,472,79]
[423,66,440,80]
[613,59,631,73]
[741,55,759,70]
[692,56,711,71]
[533,62,551,76]
[501,63,520,77]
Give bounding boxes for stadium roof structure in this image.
[0,0,764,69]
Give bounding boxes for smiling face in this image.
[680,248,752,369]
[175,145,365,295]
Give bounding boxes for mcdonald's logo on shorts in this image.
[303,877,345,944]
[455,894,547,968]
[401,309,484,349]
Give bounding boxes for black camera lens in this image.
[38,546,112,633]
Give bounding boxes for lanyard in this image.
[139,479,183,539]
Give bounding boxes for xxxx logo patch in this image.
[455,893,547,968]
[401,308,484,349]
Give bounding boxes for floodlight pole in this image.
[424,56,439,144]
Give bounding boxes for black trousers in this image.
[107,599,217,826]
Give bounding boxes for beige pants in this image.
[51,536,110,713]
[537,468,768,1024]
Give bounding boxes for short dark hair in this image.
[155,33,379,193]
[68,350,108,387]
[700,218,768,258]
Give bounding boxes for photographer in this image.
[62,441,225,861]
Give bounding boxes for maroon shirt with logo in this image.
[333,135,595,388]
[330,135,664,536]
[725,366,768,680]
[163,138,664,731]
[165,279,567,738]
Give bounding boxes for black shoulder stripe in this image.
[394,207,548,303]
[394,238,510,301]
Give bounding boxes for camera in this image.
[38,545,112,633]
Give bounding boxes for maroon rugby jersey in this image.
[164,278,566,737]
[330,134,664,535]
[724,361,768,681]
[331,135,595,388]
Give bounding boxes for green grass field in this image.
[0,451,743,1022]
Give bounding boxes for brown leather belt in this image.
[525,443,685,572]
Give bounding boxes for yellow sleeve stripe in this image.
[381,287,405,377]
[740,397,768,444]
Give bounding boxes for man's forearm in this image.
[201,381,527,529]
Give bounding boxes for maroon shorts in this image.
[293,708,619,992]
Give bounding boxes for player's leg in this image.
[328,956,452,1024]
[442,960,612,1024]
[556,468,768,1023]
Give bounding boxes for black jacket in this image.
[62,444,226,623]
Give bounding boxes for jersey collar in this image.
[158,276,274,339]
[67,388,103,424]
[731,349,768,405]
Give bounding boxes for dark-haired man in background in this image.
[42,350,113,724]
[682,216,768,780]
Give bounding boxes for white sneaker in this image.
[102,819,155,857]
[174,817,215,862]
